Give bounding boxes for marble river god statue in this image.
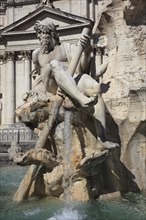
[9,20,120,202]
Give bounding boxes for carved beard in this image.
[40,36,55,54]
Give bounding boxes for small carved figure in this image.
[37,0,54,8]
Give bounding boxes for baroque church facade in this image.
[0,0,102,144]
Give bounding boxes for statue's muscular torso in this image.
[32,44,68,95]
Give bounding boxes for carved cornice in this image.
[6,0,40,6]
[1,1,38,13]
[0,5,92,35]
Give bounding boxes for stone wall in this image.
[98,0,146,191]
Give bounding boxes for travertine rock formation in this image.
[99,0,146,191]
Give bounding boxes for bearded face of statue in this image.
[34,21,61,53]
[39,32,56,53]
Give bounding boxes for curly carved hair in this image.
[34,20,61,45]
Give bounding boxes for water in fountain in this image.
[62,110,74,202]
[0,165,146,220]
[48,110,84,220]
[1,117,146,220]
[48,207,84,220]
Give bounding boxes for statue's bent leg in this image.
[93,98,119,150]
[77,75,119,150]
[49,60,96,107]
[77,74,101,97]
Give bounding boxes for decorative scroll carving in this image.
[6,51,15,61]
[0,54,5,64]
[22,50,32,60]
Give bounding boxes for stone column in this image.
[69,0,72,13]
[23,51,31,93]
[95,47,103,83]
[90,0,95,21]
[0,101,2,125]
[102,47,108,64]
[86,0,90,18]
[95,47,102,68]
[95,0,98,20]
[6,51,15,124]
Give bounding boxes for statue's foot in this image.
[80,94,98,108]
[102,141,120,150]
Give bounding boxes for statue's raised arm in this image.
[32,20,97,107]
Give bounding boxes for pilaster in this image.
[6,51,15,124]
[95,46,102,67]
[22,50,32,93]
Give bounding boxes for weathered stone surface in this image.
[8,145,59,169]
[44,164,64,197]
[16,100,50,128]
[77,150,109,177]
[65,178,90,202]
[98,0,146,191]
[99,191,121,200]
